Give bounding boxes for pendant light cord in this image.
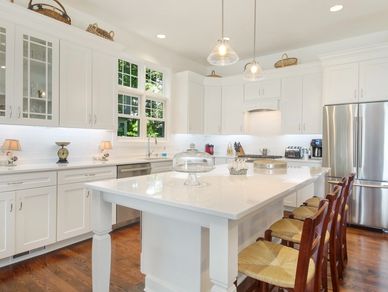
[253,0,257,59]
[221,0,224,39]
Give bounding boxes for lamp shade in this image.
[100,141,112,150]
[2,139,21,151]
[243,60,264,81]
[207,39,239,66]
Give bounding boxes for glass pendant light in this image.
[244,0,263,81]
[207,0,239,66]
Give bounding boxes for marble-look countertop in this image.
[86,165,329,220]
[0,157,172,175]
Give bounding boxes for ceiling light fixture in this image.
[243,0,263,81]
[330,4,343,12]
[156,34,166,39]
[0,66,5,69]
[207,0,239,66]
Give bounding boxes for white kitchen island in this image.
[86,165,328,292]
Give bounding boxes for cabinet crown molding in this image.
[320,43,388,66]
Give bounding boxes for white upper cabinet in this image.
[91,51,116,130]
[322,45,388,105]
[323,63,358,105]
[204,84,222,135]
[359,58,388,102]
[281,72,322,134]
[244,78,281,101]
[302,73,322,134]
[59,44,115,130]
[0,20,14,123]
[281,76,303,134]
[0,192,15,260]
[173,71,204,134]
[14,27,59,126]
[60,40,92,128]
[222,84,244,134]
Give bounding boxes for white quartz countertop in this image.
[86,165,329,220]
[0,158,172,175]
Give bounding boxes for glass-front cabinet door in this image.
[15,27,58,126]
[0,21,14,122]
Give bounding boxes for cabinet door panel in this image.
[222,85,244,134]
[92,52,115,130]
[281,76,303,134]
[57,183,91,241]
[359,58,388,102]
[323,63,358,105]
[15,186,56,253]
[0,192,15,259]
[284,192,297,208]
[0,20,14,123]
[60,41,92,128]
[302,73,322,134]
[296,184,315,206]
[188,81,204,134]
[260,79,281,99]
[15,27,59,126]
[204,85,222,134]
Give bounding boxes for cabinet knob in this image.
[19,201,23,211]
[10,203,13,213]
[9,106,12,118]
[94,114,97,125]
[18,107,21,119]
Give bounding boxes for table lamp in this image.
[2,139,22,166]
[99,141,112,161]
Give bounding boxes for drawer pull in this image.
[8,181,24,185]
[84,173,97,177]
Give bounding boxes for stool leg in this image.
[322,248,328,292]
[330,240,340,292]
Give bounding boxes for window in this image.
[118,59,138,88]
[145,68,163,94]
[117,94,140,137]
[117,58,168,140]
[146,98,165,138]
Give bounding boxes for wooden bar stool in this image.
[238,200,330,292]
[264,185,344,292]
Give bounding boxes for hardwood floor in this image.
[0,224,387,291]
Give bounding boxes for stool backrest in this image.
[295,200,329,291]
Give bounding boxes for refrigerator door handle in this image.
[353,117,358,168]
[354,183,388,189]
[358,116,363,168]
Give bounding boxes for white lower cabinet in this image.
[15,186,57,253]
[0,192,15,259]
[57,183,91,241]
[284,183,315,208]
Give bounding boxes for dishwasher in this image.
[114,163,151,229]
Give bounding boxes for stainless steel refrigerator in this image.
[323,101,388,231]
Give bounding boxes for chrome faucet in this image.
[147,136,158,158]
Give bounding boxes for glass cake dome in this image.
[173,143,215,186]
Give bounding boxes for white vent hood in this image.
[244,98,280,112]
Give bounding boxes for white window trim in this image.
[115,55,170,143]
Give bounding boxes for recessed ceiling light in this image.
[0,66,5,69]
[330,4,343,12]
[156,34,166,39]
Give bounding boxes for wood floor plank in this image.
[0,224,386,291]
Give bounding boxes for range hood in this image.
[245,99,280,112]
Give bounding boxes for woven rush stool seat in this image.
[269,218,330,244]
[304,196,321,208]
[238,240,316,289]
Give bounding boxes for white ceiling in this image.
[62,0,388,65]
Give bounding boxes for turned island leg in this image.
[209,218,238,292]
[91,190,112,292]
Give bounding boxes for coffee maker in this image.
[310,139,322,158]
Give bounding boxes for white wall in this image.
[208,31,388,76]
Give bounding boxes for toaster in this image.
[285,146,303,159]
